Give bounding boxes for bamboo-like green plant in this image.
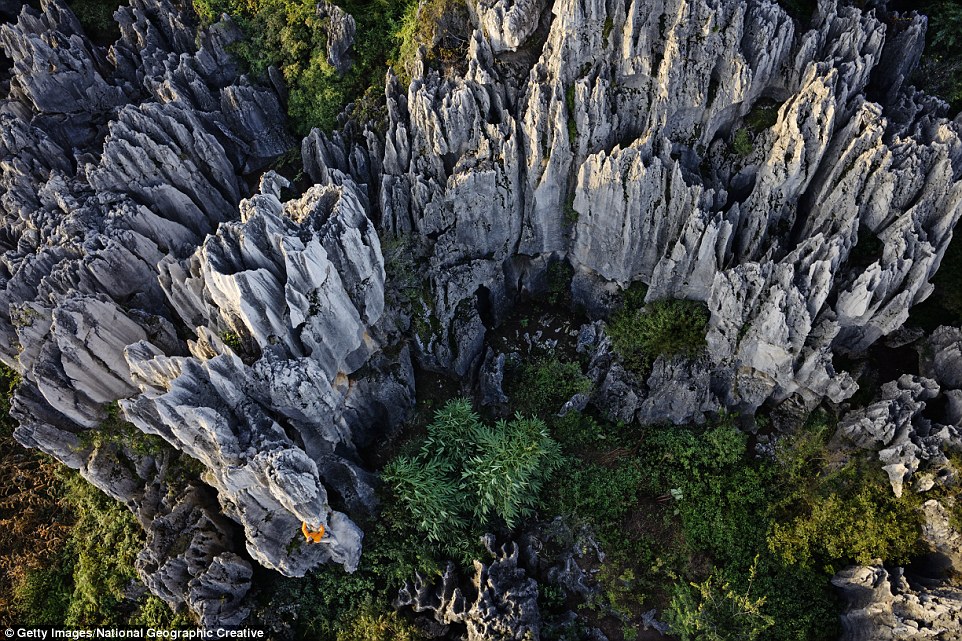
[381,455,464,544]
[461,416,562,528]
[382,399,561,547]
[418,398,485,473]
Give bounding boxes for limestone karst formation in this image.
[2,0,962,635]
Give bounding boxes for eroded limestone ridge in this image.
[2,0,962,627]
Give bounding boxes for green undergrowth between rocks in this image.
[254,313,937,641]
[607,293,711,378]
[187,0,467,135]
[0,366,187,627]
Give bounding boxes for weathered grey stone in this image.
[479,347,509,407]
[833,565,962,641]
[396,535,541,641]
[921,326,962,390]
[317,2,355,74]
[839,376,961,497]
[921,499,962,578]
[475,0,547,53]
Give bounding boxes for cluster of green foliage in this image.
[510,355,592,417]
[383,399,562,554]
[13,469,188,627]
[767,421,922,574]
[743,99,782,134]
[189,0,414,134]
[187,0,472,134]
[79,401,168,457]
[731,128,753,157]
[667,559,774,641]
[608,297,710,376]
[500,346,920,641]
[0,364,19,437]
[66,0,123,44]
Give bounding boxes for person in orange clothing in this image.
[301,521,325,543]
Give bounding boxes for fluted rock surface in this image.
[374,0,962,422]
[0,0,408,622]
[123,176,407,576]
[6,0,962,628]
[396,536,542,641]
[833,565,962,641]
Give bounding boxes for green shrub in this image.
[731,128,753,157]
[744,99,782,134]
[608,298,709,376]
[11,468,184,627]
[462,416,562,527]
[191,0,414,134]
[667,559,774,641]
[768,425,923,574]
[80,401,168,457]
[646,420,771,568]
[510,356,592,418]
[129,596,193,628]
[0,364,18,438]
[60,471,143,627]
[335,607,425,641]
[549,410,624,452]
[768,480,921,573]
[13,559,73,626]
[929,1,962,53]
[383,399,562,550]
[542,456,645,543]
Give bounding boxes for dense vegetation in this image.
[189,0,402,133]
[385,399,562,547]
[9,0,962,637]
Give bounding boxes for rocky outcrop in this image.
[833,565,962,641]
[838,375,961,497]
[396,535,541,641]
[317,2,355,75]
[475,0,547,53]
[6,0,962,628]
[122,176,408,576]
[0,0,407,623]
[377,0,962,421]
